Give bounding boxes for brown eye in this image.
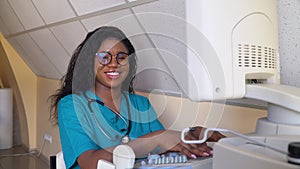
[96,52,112,65]
[116,52,129,65]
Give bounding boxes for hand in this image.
[188,126,225,142]
[170,126,225,159]
[170,134,213,158]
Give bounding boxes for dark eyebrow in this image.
[98,51,129,55]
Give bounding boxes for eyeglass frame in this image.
[95,51,130,66]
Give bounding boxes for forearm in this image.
[77,148,114,169]
[127,130,181,157]
[78,130,180,169]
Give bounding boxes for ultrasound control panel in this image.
[134,152,212,169]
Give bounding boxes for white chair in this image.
[55,151,66,169]
[55,151,119,169]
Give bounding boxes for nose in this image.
[107,55,119,67]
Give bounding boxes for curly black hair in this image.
[49,26,137,124]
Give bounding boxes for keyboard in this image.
[134,152,213,169]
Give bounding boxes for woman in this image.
[50,26,224,169]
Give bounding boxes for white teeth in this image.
[106,72,119,75]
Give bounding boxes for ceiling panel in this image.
[131,0,186,42]
[132,0,185,17]
[12,34,61,78]
[127,32,154,53]
[81,8,134,32]
[29,29,70,78]
[0,0,24,34]
[8,0,45,30]
[32,0,76,24]
[81,8,159,57]
[0,18,10,36]
[69,0,125,16]
[1,0,185,81]
[129,0,187,65]
[50,21,87,55]
[129,0,187,94]
[7,38,41,75]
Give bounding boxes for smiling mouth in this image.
[105,71,121,79]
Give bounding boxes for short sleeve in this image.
[128,94,164,138]
[58,95,100,169]
[145,98,164,132]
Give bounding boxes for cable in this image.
[181,127,288,155]
[0,138,47,158]
[37,139,46,157]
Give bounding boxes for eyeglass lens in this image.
[96,51,129,65]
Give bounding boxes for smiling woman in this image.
[49,26,224,169]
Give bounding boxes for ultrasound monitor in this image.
[183,0,300,134]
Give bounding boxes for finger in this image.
[180,147,196,159]
[192,143,213,156]
[180,142,212,157]
[180,144,211,158]
[183,135,200,149]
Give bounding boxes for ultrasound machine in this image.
[116,0,300,168]
[56,0,300,168]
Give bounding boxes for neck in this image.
[94,85,122,112]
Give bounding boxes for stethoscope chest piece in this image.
[121,135,130,144]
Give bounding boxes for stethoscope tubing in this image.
[83,92,132,142]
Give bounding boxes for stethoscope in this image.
[83,92,132,144]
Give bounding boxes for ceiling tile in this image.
[9,0,45,30]
[0,0,24,34]
[132,0,185,18]
[81,8,157,53]
[130,0,186,42]
[0,18,10,36]
[128,33,154,53]
[81,8,135,32]
[32,0,76,24]
[129,0,188,94]
[50,21,87,55]
[7,38,41,75]
[126,0,187,64]
[132,35,169,71]
[10,34,62,78]
[29,29,70,77]
[69,0,125,15]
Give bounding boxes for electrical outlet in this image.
[44,133,52,143]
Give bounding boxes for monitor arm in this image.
[245,84,300,135]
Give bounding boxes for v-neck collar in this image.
[85,90,129,121]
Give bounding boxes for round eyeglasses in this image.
[96,51,129,66]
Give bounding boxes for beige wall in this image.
[140,92,267,134]
[0,32,62,155]
[36,77,61,157]
[0,33,37,149]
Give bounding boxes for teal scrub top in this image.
[58,91,164,169]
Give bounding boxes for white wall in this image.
[278,0,300,87]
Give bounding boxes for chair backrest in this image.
[56,151,66,169]
[54,151,116,169]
